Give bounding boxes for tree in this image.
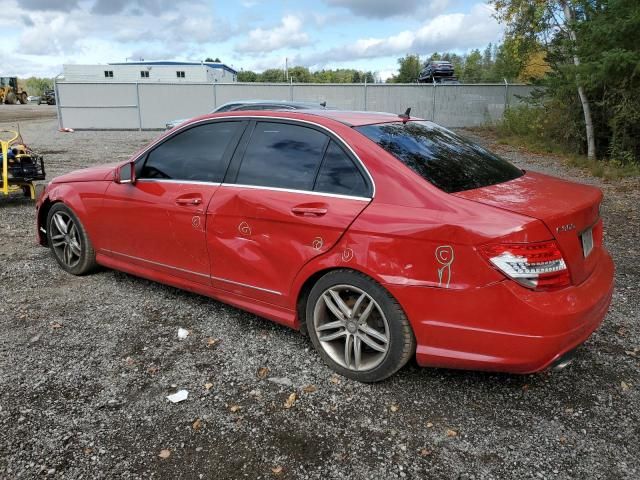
[492,0,596,158]
[24,77,53,96]
[389,54,421,83]
[205,57,221,63]
[237,70,259,82]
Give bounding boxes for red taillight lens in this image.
[479,241,571,291]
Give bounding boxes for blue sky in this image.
[2,0,503,80]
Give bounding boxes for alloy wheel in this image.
[313,284,390,371]
[50,211,82,268]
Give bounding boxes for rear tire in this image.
[6,92,17,104]
[306,269,415,383]
[47,203,97,275]
[20,92,28,104]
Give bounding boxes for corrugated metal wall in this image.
[55,82,535,130]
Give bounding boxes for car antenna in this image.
[320,101,327,108]
[399,107,411,123]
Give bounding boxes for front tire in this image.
[47,203,97,275]
[306,270,415,382]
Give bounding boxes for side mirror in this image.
[115,161,136,184]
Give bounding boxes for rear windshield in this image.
[356,121,523,193]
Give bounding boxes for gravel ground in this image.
[1,108,638,479]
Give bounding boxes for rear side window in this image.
[356,121,523,193]
[141,122,241,182]
[236,122,327,190]
[314,141,369,197]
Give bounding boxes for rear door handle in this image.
[175,197,202,206]
[291,206,328,217]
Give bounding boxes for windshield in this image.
[355,121,523,193]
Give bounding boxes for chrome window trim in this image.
[220,183,371,202]
[132,115,376,198]
[135,178,369,201]
[137,179,222,187]
[103,249,283,296]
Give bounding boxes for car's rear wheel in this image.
[306,270,415,382]
[47,203,97,275]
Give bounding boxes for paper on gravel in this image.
[166,390,189,403]
[177,328,190,339]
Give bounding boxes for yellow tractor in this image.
[0,77,29,104]
[1,129,46,200]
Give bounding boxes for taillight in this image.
[479,241,571,291]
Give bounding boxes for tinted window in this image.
[141,122,241,182]
[356,121,523,193]
[314,141,369,197]
[236,122,327,190]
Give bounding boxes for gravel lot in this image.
[1,106,638,479]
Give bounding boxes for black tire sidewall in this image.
[46,203,95,275]
[306,270,414,383]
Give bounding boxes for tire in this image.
[6,92,17,104]
[306,269,416,382]
[20,92,28,104]
[46,203,97,275]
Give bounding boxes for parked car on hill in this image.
[36,109,613,382]
[418,60,455,83]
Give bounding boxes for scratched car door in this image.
[206,120,373,306]
[103,120,246,284]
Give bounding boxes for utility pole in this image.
[285,57,289,82]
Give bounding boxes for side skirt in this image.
[96,252,298,329]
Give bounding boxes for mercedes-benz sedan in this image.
[36,110,614,382]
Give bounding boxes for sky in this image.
[1,0,504,81]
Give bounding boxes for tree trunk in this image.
[562,2,596,159]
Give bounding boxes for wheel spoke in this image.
[316,320,344,332]
[358,331,387,353]
[63,244,71,264]
[359,324,388,344]
[357,300,375,324]
[69,224,77,241]
[351,293,367,319]
[53,213,68,234]
[51,234,65,241]
[69,241,81,256]
[323,293,346,320]
[52,239,67,248]
[318,328,347,342]
[344,334,353,368]
[328,289,352,318]
[353,336,362,370]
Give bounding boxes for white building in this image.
[62,61,238,83]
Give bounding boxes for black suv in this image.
[418,61,455,83]
[38,89,56,105]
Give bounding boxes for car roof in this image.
[200,109,416,127]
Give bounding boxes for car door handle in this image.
[291,206,328,216]
[175,198,202,206]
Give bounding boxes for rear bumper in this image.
[386,251,614,373]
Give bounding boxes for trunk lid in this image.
[454,171,602,285]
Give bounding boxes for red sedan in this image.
[35,110,614,382]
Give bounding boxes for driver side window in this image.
[140,121,242,182]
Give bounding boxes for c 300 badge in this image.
[556,223,576,233]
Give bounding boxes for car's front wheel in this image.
[47,203,97,275]
[306,270,416,382]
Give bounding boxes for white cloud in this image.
[299,3,502,66]
[325,0,451,19]
[236,15,310,54]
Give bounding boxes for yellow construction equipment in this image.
[0,77,28,104]
[1,129,46,200]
